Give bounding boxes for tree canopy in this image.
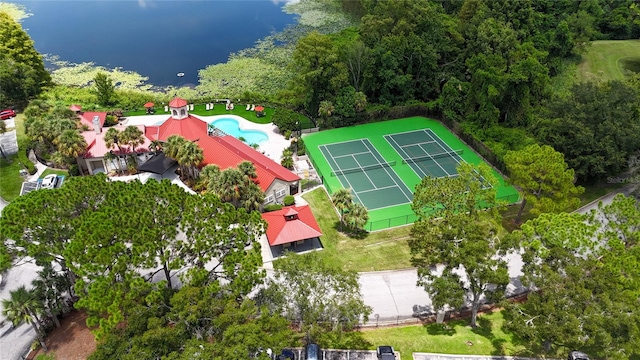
[0,11,51,109]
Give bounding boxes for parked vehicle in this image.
[41,174,58,189]
[377,346,396,360]
[568,351,590,360]
[305,343,320,360]
[0,109,16,120]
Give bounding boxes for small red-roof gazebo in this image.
[261,205,322,247]
[69,104,82,112]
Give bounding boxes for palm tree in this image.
[53,129,87,161]
[331,188,353,231]
[318,100,335,128]
[344,202,369,234]
[200,164,221,192]
[163,135,186,160]
[281,149,294,170]
[104,127,124,173]
[121,126,145,154]
[177,140,204,181]
[104,127,123,153]
[149,140,163,155]
[163,135,187,176]
[238,161,258,180]
[240,183,264,212]
[2,286,48,352]
[214,168,245,208]
[32,263,70,329]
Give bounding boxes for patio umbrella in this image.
[144,102,155,108]
[69,104,82,112]
[254,106,265,112]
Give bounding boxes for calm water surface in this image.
[15,0,296,87]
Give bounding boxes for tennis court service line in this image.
[384,133,450,178]
[331,150,372,159]
[359,139,413,202]
[357,185,401,195]
[319,144,366,204]
[422,130,464,169]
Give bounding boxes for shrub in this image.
[263,204,283,212]
[283,195,295,206]
[17,138,36,174]
[68,164,80,176]
[284,130,292,140]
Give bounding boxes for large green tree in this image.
[92,72,115,106]
[504,203,640,358]
[409,163,509,328]
[504,144,583,222]
[288,31,348,120]
[0,12,51,109]
[535,80,640,181]
[258,253,371,337]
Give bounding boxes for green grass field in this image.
[361,311,532,360]
[301,188,413,272]
[124,104,314,129]
[303,117,520,231]
[577,40,640,82]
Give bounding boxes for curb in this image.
[573,183,636,213]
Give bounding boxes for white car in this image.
[41,174,58,189]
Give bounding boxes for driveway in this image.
[0,118,18,156]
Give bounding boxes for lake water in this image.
[14,0,297,87]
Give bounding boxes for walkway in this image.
[413,354,558,360]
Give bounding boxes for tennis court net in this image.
[330,161,396,177]
[402,149,463,164]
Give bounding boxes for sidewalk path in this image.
[413,353,558,360]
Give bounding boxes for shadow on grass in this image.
[332,221,368,240]
[472,316,509,357]
[424,322,457,336]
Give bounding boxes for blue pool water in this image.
[211,118,268,145]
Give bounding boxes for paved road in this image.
[0,196,40,360]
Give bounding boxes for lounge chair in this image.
[246,104,251,111]
[250,104,255,111]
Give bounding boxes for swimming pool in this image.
[210,118,268,145]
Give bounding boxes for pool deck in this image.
[121,114,291,162]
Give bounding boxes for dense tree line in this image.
[0,176,372,358]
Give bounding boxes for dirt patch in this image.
[28,310,96,360]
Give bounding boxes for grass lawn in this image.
[302,188,413,272]
[577,39,640,82]
[0,155,27,201]
[0,114,31,202]
[361,310,531,360]
[124,104,314,129]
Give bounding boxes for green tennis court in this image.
[384,129,464,179]
[304,117,520,231]
[319,139,413,210]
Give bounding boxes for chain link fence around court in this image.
[363,192,519,232]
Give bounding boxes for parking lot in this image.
[283,348,399,360]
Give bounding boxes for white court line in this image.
[421,130,463,177]
[360,139,413,202]
[332,150,372,159]
[350,153,382,191]
[357,185,402,195]
[384,134,431,179]
[321,144,365,205]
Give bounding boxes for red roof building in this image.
[261,205,322,246]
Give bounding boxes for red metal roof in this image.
[261,205,322,246]
[78,112,106,129]
[168,97,188,108]
[82,124,152,158]
[215,136,300,182]
[155,115,208,142]
[84,109,299,192]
